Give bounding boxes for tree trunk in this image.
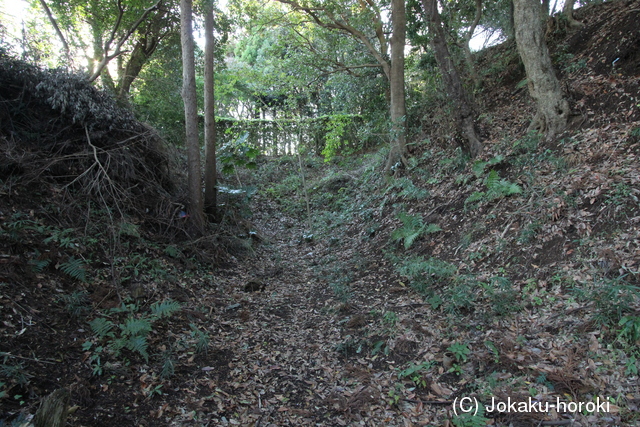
[422,0,483,157]
[203,0,217,218]
[513,0,569,141]
[117,36,159,100]
[180,0,204,229]
[384,0,409,174]
[562,0,584,29]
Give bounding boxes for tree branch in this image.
[275,0,390,79]
[88,0,161,82]
[38,0,71,62]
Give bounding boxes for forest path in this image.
[181,200,419,426]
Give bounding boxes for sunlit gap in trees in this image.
[0,0,94,70]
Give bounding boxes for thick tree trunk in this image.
[180,0,204,229]
[562,0,584,29]
[203,0,217,218]
[117,36,159,100]
[422,0,482,157]
[385,0,409,174]
[513,0,569,141]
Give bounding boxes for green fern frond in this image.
[59,257,87,282]
[424,224,442,234]
[484,170,500,189]
[403,232,422,250]
[126,335,149,361]
[465,191,486,204]
[150,300,181,319]
[109,337,126,355]
[505,182,522,195]
[90,317,115,338]
[29,258,50,273]
[121,316,152,337]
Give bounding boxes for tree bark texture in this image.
[203,0,217,217]
[562,0,584,29]
[513,0,569,140]
[180,0,204,229]
[385,0,409,174]
[422,0,483,157]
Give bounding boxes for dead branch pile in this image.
[0,50,179,230]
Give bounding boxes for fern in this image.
[125,335,149,361]
[485,169,500,188]
[150,300,181,318]
[121,316,152,337]
[391,212,441,249]
[472,155,504,178]
[386,177,429,200]
[90,317,115,338]
[466,191,486,204]
[28,258,50,273]
[466,170,522,205]
[58,257,87,282]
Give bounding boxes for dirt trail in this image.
[177,202,416,426]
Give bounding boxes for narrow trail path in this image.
[175,201,434,426]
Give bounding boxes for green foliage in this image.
[322,115,355,161]
[58,257,88,282]
[58,290,91,318]
[517,220,542,244]
[471,155,505,178]
[385,177,429,200]
[606,182,634,207]
[334,336,365,357]
[122,317,152,337]
[43,227,78,248]
[452,404,489,427]
[573,277,639,331]
[391,212,441,249]
[0,362,31,389]
[28,256,50,273]
[618,316,640,346]
[150,300,181,319]
[397,361,434,388]
[160,354,175,380]
[484,341,500,363]
[117,253,168,283]
[437,148,470,174]
[190,324,210,355]
[219,132,261,175]
[512,131,540,153]
[465,170,522,206]
[447,342,471,363]
[329,274,352,303]
[89,317,115,338]
[383,311,399,327]
[119,222,140,238]
[163,245,182,258]
[85,299,181,371]
[483,276,522,316]
[442,276,478,315]
[396,255,457,293]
